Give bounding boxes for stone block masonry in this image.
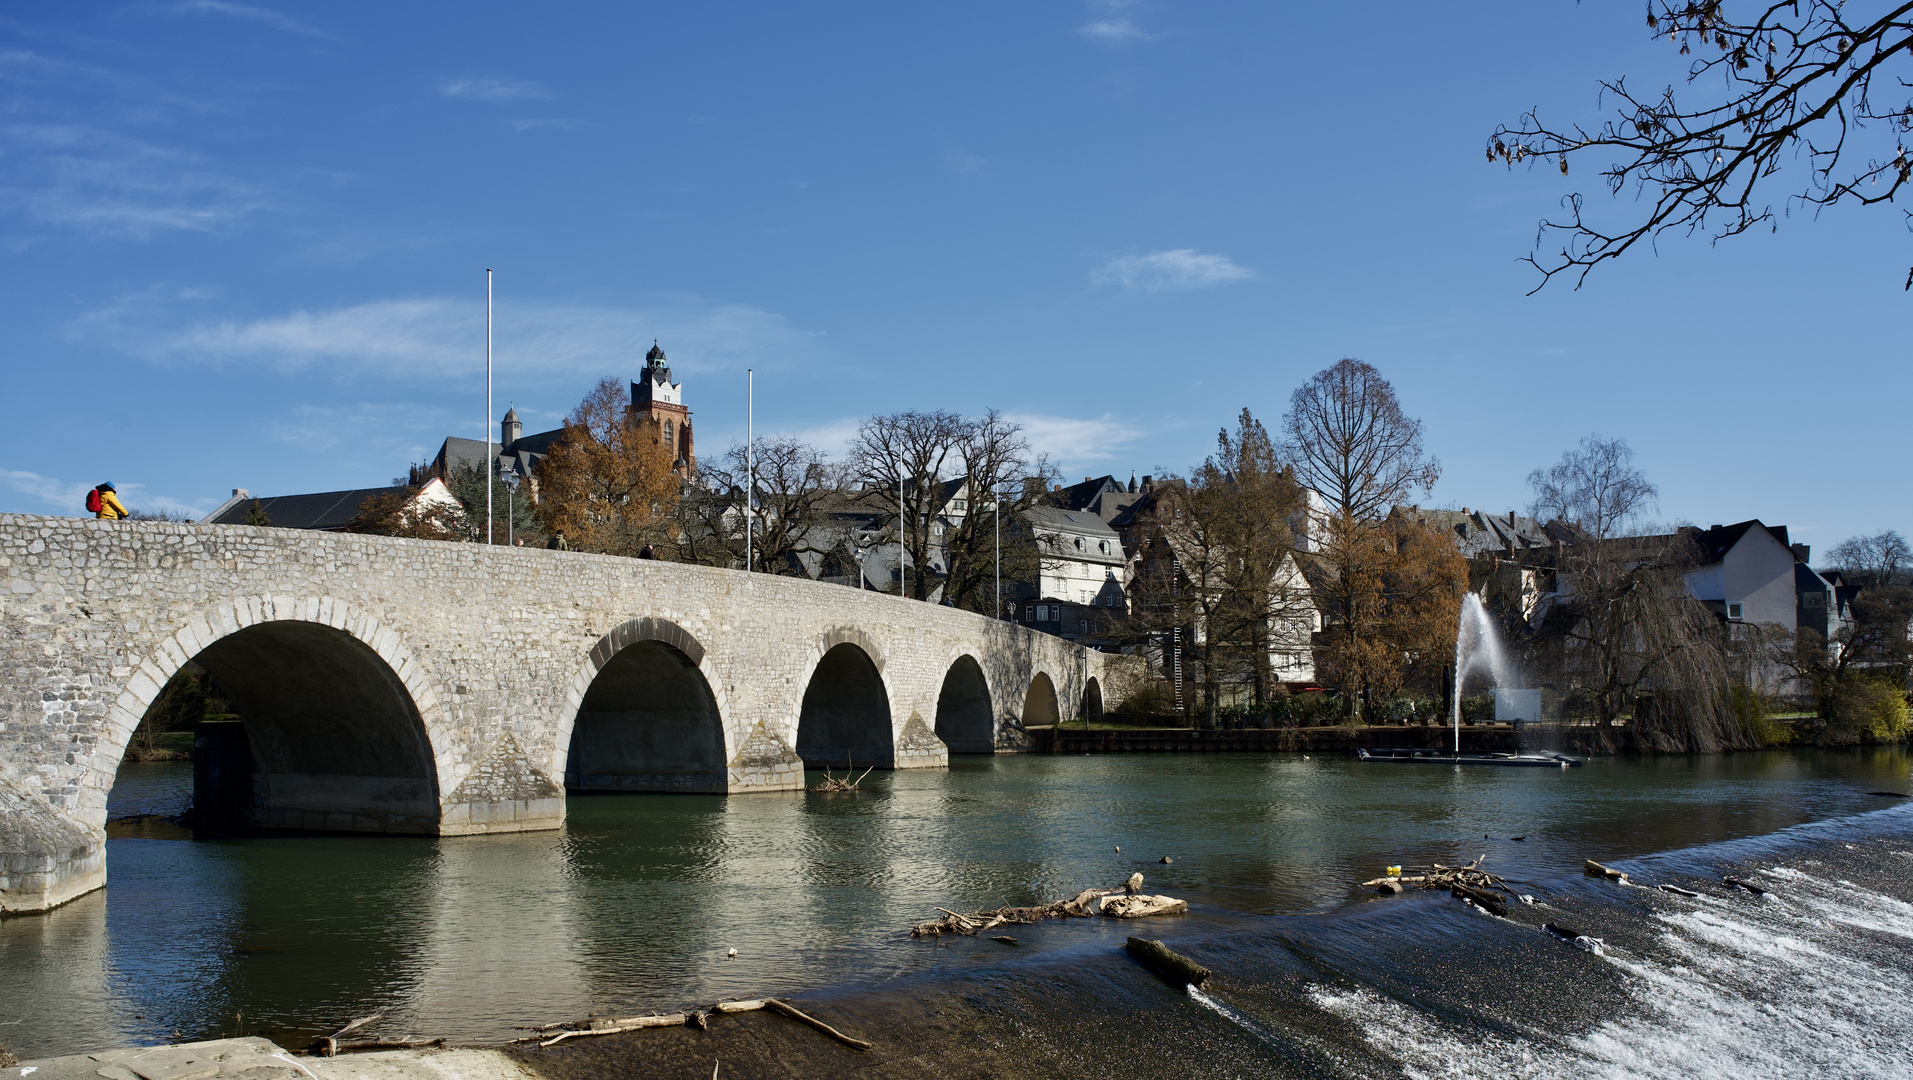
[0,514,1133,912]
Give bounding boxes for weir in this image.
[0,514,1133,913]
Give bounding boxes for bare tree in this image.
[1828,529,1910,586]
[1491,2,1913,291]
[1528,434,1659,539]
[689,437,841,574]
[848,410,966,600]
[1281,358,1440,520]
[1282,360,1443,721]
[942,411,1060,615]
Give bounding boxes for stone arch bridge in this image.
[0,515,1132,913]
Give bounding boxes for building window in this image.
[1079,620,1090,634]
[664,419,674,443]
[952,498,966,511]
[1074,537,1084,550]
[1727,602,1743,620]
[1099,540,1109,553]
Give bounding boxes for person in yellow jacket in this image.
[92,482,129,520]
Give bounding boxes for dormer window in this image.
[1099,540,1109,553]
[1074,537,1084,550]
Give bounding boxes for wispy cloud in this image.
[166,1,337,41]
[1008,412,1144,466]
[509,118,597,133]
[948,152,990,174]
[1079,19,1146,41]
[0,124,268,238]
[1,469,90,512]
[1078,0,1149,42]
[1091,248,1254,292]
[440,77,553,103]
[75,290,819,381]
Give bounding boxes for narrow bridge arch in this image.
[797,642,893,768]
[935,655,996,754]
[1081,676,1104,726]
[1022,671,1060,728]
[101,600,450,834]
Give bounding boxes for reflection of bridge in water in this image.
[0,515,1128,913]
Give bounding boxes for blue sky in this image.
[1,2,1905,552]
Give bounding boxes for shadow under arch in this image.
[568,633,726,793]
[1081,676,1104,726]
[935,655,996,754]
[797,642,894,768]
[170,620,440,832]
[1022,671,1060,728]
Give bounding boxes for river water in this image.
[3,749,1910,1076]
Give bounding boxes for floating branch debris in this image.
[911,875,1186,937]
[524,997,869,1052]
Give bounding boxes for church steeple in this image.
[630,340,693,474]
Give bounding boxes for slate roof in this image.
[1405,507,1552,558]
[1023,505,1126,566]
[205,486,410,531]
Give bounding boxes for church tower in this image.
[630,341,694,473]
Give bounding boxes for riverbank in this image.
[1032,723,1520,754]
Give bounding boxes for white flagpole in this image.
[485,268,493,547]
[746,368,754,572]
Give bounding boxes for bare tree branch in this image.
[1492,2,1913,291]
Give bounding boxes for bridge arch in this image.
[95,596,452,832]
[559,617,731,793]
[1021,670,1061,728]
[1081,676,1104,726]
[934,654,996,754]
[795,628,894,768]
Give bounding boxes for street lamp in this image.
[501,467,520,547]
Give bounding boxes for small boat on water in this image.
[1357,747,1583,768]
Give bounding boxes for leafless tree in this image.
[1281,358,1440,520]
[1491,2,1913,291]
[941,410,1059,615]
[691,437,841,574]
[1828,528,1910,586]
[1528,434,1659,539]
[848,409,966,600]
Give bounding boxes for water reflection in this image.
[0,747,1906,1058]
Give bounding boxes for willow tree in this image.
[534,377,680,556]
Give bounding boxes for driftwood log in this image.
[529,997,869,1052]
[1125,937,1210,988]
[1451,882,1508,917]
[312,1015,382,1056]
[910,875,1184,937]
[1361,856,1514,905]
[1584,860,1628,882]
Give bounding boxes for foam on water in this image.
[1308,852,1913,1079]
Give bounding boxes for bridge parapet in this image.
[0,514,1134,913]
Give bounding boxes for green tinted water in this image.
[1,747,1906,1058]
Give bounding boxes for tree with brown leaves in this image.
[534,377,681,557]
